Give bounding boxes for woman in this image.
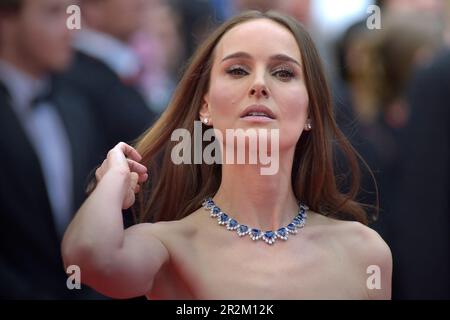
[62,10,392,299]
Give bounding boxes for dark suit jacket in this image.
[63,51,158,230]
[62,51,156,156]
[390,50,450,299]
[0,77,104,299]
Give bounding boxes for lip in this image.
[240,104,276,120]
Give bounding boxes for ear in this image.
[199,93,212,125]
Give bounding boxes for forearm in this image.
[62,169,129,269]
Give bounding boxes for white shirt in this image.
[0,60,74,237]
[73,28,141,79]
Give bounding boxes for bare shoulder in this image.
[309,212,391,258]
[309,212,392,299]
[334,218,391,269]
[132,208,204,247]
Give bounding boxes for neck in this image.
[0,48,45,80]
[213,152,299,231]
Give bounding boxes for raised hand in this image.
[95,142,148,209]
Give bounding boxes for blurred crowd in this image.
[0,0,448,299]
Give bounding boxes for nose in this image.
[249,77,269,99]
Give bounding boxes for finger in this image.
[134,184,141,194]
[95,161,106,181]
[130,172,139,187]
[116,142,142,162]
[107,148,129,168]
[95,167,102,181]
[138,173,148,184]
[127,159,147,174]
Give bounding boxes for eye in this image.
[226,66,249,77]
[272,67,296,81]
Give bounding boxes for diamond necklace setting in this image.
[201,197,308,245]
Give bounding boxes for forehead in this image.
[214,18,302,62]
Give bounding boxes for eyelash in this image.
[273,67,296,81]
[226,66,249,77]
[225,66,296,81]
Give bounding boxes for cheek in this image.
[29,24,72,68]
[276,85,309,146]
[208,77,246,123]
[22,18,71,66]
[277,84,309,125]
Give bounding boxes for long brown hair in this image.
[134,10,374,225]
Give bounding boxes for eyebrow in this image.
[221,52,301,67]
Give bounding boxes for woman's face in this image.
[202,18,310,154]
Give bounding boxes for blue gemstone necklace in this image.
[201,197,308,245]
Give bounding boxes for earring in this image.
[305,122,312,130]
[203,118,209,125]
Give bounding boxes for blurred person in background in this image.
[276,0,311,27]
[334,0,444,136]
[233,0,273,12]
[0,0,104,299]
[64,0,156,158]
[333,7,443,221]
[229,0,312,28]
[333,0,447,299]
[130,0,184,114]
[391,47,450,300]
[378,0,444,15]
[389,0,450,299]
[170,0,217,63]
